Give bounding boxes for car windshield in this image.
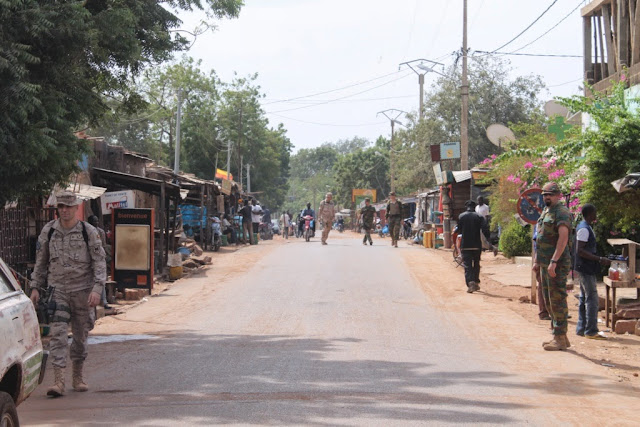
[0,266,16,295]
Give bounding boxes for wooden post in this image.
[531,235,537,305]
[618,0,630,68]
[597,13,608,78]
[633,0,640,64]
[603,4,617,75]
[159,181,166,273]
[200,183,205,250]
[584,16,594,85]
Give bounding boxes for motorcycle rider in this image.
[300,202,315,236]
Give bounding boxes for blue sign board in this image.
[440,142,461,160]
[517,189,545,225]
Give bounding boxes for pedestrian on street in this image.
[360,198,376,246]
[318,192,336,245]
[29,191,106,397]
[280,211,290,239]
[575,203,611,340]
[385,191,403,247]
[455,200,484,293]
[251,200,263,238]
[532,182,573,351]
[475,196,491,239]
[240,200,254,245]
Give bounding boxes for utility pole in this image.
[240,155,243,190]
[226,138,232,178]
[461,0,470,171]
[377,109,407,194]
[173,89,183,175]
[246,163,251,193]
[399,59,444,120]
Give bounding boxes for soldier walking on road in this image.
[532,182,573,351]
[385,192,403,248]
[29,191,106,397]
[318,192,336,245]
[360,198,376,246]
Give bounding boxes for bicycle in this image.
[451,232,464,268]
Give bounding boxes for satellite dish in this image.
[486,124,516,147]
[544,100,570,118]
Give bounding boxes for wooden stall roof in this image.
[582,0,612,17]
[93,168,183,199]
[607,238,640,246]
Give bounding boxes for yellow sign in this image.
[352,189,376,203]
[221,179,233,195]
[215,168,233,181]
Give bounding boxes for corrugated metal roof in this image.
[452,170,472,182]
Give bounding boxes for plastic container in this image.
[221,235,228,246]
[608,262,620,280]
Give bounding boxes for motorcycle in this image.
[336,220,344,233]
[401,217,414,240]
[303,215,314,242]
[259,221,273,240]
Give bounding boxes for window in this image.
[0,268,16,295]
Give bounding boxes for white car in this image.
[0,257,46,426]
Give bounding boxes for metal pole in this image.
[173,89,183,175]
[226,138,231,179]
[240,155,243,190]
[461,0,469,171]
[390,119,395,193]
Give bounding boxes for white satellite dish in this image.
[486,124,516,147]
[544,100,570,118]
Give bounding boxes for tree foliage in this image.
[0,0,243,204]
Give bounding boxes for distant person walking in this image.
[251,199,263,237]
[279,211,290,239]
[455,200,484,293]
[240,200,254,245]
[385,192,403,248]
[318,193,336,245]
[360,198,376,246]
[475,196,491,240]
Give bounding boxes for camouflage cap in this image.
[389,191,396,196]
[364,198,370,202]
[55,190,82,206]
[541,182,562,195]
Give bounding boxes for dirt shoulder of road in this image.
[400,239,640,385]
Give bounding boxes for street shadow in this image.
[26,333,538,425]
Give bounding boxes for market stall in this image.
[602,238,640,329]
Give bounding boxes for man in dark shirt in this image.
[455,200,484,293]
[240,200,254,245]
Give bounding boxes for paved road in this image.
[18,234,615,425]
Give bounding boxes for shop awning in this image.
[93,168,183,199]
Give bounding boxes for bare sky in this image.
[181,0,587,151]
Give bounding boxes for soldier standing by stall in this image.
[29,191,106,397]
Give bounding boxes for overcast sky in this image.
[180,0,588,151]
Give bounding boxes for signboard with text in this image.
[101,190,136,214]
[440,142,461,160]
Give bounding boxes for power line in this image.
[487,0,559,54]
[262,94,416,105]
[265,71,414,114]
[268,113,387,128]
[474,50,581,58]
[548,77,583,88]
[262,70,405,106]
[509,0,584,54]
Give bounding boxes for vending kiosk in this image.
[112,208,154,293]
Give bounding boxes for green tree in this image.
[0,0,242,204]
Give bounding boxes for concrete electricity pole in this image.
[246,163,251,193]
[377,109,407,194]
[399,59,444,120]
[461,0,470,170]
[173,89,183,175]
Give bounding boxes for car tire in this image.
[0,391,19,427]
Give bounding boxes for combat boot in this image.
[72,361,89,392]
[543,335,568,351]
[47,367,65,397]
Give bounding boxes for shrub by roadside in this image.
[499,221,531,258]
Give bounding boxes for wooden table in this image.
[603,277,640,329]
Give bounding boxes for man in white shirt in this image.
[251,200,263,236]
[279,211,290,239]
[475,196,491,241]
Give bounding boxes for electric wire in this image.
[474,50,581,58]
[486,0,559,54]
[548,77,583,88]
[269,112,387,128]
[262,70,405,106]
[265,71,414,114]
[262,94,416,105]
[509,0,585,54]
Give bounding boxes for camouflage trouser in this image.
[362,225,373,244]
[49,288,95,368]
[540,263,570,335]
[388,216,401,243]
[321,221,331,243]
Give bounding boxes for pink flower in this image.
[524,162,534,169]
[491,154,497,159]
[621,74,627,82]
[513,177,522,185]
[507,174,515,182]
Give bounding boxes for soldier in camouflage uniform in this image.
[385,192,403,248]
[30,191,106,397]
[360,198,376,246]
[532,182,572,351]
[318,192,336,245]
